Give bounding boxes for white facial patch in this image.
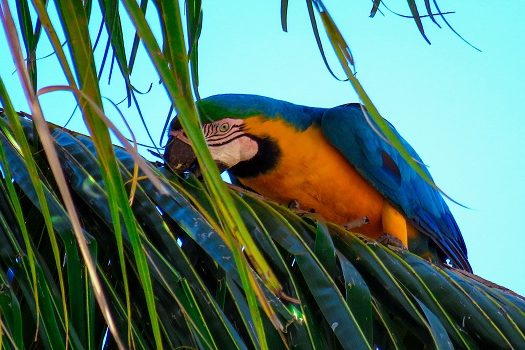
[200,118,257,168]
[170,118,259,169]
[208,135,258,168]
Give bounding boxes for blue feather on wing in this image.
[321,104,470,271]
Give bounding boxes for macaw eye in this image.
[219,123,230,132]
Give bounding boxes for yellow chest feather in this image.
[238,117,393,237]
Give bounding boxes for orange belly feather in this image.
[239,116,415,246]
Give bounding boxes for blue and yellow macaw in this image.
[164,94,471,272]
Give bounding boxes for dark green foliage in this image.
[0,1,517,348]
[0,113,523,349]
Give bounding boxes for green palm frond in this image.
[0,110,523,349]
[0,0,522,349]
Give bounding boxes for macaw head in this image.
[164,94,313,176]
[166,116,260,174]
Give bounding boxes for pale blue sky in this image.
[196,1,525,295]
[1,1,524,295]
[196,1,525,294]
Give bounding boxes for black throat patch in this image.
[229,135,281,178]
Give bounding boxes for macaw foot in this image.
[343,216,370,231]
[287,199,316,215]
[377,232,407,250]
[288,199,301,210]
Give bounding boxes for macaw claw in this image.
[288,199,300,210]
[343,216,370,231]
[287,199,316,214]
[377,232,407,250]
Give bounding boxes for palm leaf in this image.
[0,1,522,349]
[0,110,523,348]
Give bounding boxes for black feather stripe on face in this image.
[229,135,281,178]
